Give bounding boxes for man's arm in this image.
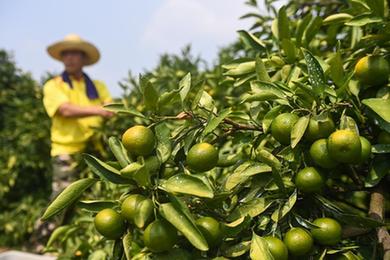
[57,103,113,118]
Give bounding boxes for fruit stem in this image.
[348,166,364,188]
[368,184,390,259]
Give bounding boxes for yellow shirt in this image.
[43,76,112,156]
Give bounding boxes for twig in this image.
[348,166,364,188]
[223,118,261,131]
[368,185,390,259]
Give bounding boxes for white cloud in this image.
[140,0,253,58]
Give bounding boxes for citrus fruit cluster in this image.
[94,125,224,253]
[264,217,342,258]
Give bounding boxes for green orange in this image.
[195,216,224,247]
[359,136,371,163]
[295,167,325,193]
[186,143,219,172]
[143,219,178,252]
[94,209,126,240]
[121,194,146,221]
[304,115,335,142]
[310,139,339,169]
[354,55,389,86]
[311,217,342,246]
[122,125,155,156]
[263,236,288,260]
[271,113,299,145]
[328,130,362,164]
[284,227,313,256]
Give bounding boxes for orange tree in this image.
[42,0,390,259]
[0,50,52,247]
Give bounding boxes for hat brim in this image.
[47,40,100,66]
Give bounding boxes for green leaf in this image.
[372,144,390,153]
[203,108,232,137]
[47,225,73,247]
[322,13,353,25]
[159,202,209,251]
[158,90,180,111]
[246,81,287,102]
[238,30,266,51]
[224,162,272,191]
[179,73,191,103]
[345,14,382,26]
[271,190,297,222]
[339,115,359,134]
[234,73,257,87]
[291,116,310,148]
[350,0,371,11]
[365,108,390,132]
[191,84,205,110]
[159,174,214,198]
[302,48,326,96]
[262,105,282,133]
[120,161,152,187]
[88,250,108,260]
[316,195,383,228]
[78,200,118,212]
[42,178,97,220]
[256,149,285,191]
[255,56,271,82]
[293,214,320,229]
[224,216,252,237]
[84,154,132,184]
[108,136,131,168]
[328,51,345,87]
[287,66,301,87]
[303,16,323,45]
[367,0,388,17]
[365,159,390,188]
[198,91,215,111]
[256,149,282,170]
[296,13,313,46]
[112,238,124,260]
[155,122,172,163]
[140,76,159,112]
[350,26,363,49]
[223,241,251,258]
[132,252,152,260]
[104,103,145,118]
[224,61,256,76]
[133,199,153,228]
[228,198,272,221]
[249,233,274,260]
[362,98,390,123]
[122,232,132,260]
[281,39,296,63]
[277,6,290,40]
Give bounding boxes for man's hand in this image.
[57,103,114,118]
[98,108,114,118]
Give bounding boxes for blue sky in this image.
[0,0,259,97]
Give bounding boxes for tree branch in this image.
[369,185,390,259]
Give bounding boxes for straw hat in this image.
[47,34,100,65]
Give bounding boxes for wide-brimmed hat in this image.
[47,34,100,65]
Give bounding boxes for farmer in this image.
[43,34,113,198]
[33,34,113,248]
